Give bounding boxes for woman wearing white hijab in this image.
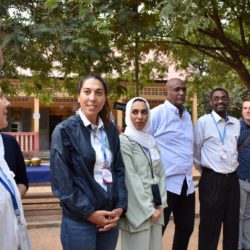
[119,97,167,250]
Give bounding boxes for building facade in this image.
[3,81,197,156]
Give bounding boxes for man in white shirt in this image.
[194,88,240,250]
[151,78,195,250]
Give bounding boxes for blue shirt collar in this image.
[164,100,186,116]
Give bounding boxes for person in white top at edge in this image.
[150,78,195,250]
[0,23,31,250]
[194,88,240,250]
[237,97,250,250]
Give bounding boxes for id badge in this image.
[102,168,113,184]
[220,150,227,161]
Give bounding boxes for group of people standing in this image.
[49,74,250,250]
[1,20,250,249]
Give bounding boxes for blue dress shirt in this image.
[151,100,194,195]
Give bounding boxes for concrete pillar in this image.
[192,93,198,124]
[33,97,40,153]
[33,97,40,133]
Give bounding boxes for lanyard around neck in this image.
[0,168,20,218]
[0,167,15,195]
[100,130,108,166]
[139,145,155,180]
[90,126,109,168]
[211,113,227,145]
[124,135,155,181]
[0,176,18,209]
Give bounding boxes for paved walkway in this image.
[28,217,223,250]
[26,168,224,249]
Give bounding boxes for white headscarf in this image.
[124,97,160,161]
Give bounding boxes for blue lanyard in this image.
[0,167,16,196]
[90,127,109,168]
[0,168,20,218]
[211,113,227,145]
[100,130,109,168]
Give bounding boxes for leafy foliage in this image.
[1,0,250,117]
[0,0,170,101]
[159,0,250,91]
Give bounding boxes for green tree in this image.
[159,0,250,90]
[1,0,124,100]
[45,0,169,96]
[1,0,169,100]
[105,0,168,95]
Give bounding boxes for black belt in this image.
[202,167,236,176]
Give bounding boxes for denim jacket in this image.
[50,114,127,222]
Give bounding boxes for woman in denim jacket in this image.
[50,74,127,250]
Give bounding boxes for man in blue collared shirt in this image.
[151,78,195,250]
[237,97,250,250]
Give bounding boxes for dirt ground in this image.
[27,168,223,250]
[28,217,222,250]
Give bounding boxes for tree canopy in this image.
[0,0,168,100]
[160,0,250,90]
[1,0,249,114]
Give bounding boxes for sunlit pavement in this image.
[27,167,223,250]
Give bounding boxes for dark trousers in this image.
[198,168,240,250]
[163,179,195,250]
